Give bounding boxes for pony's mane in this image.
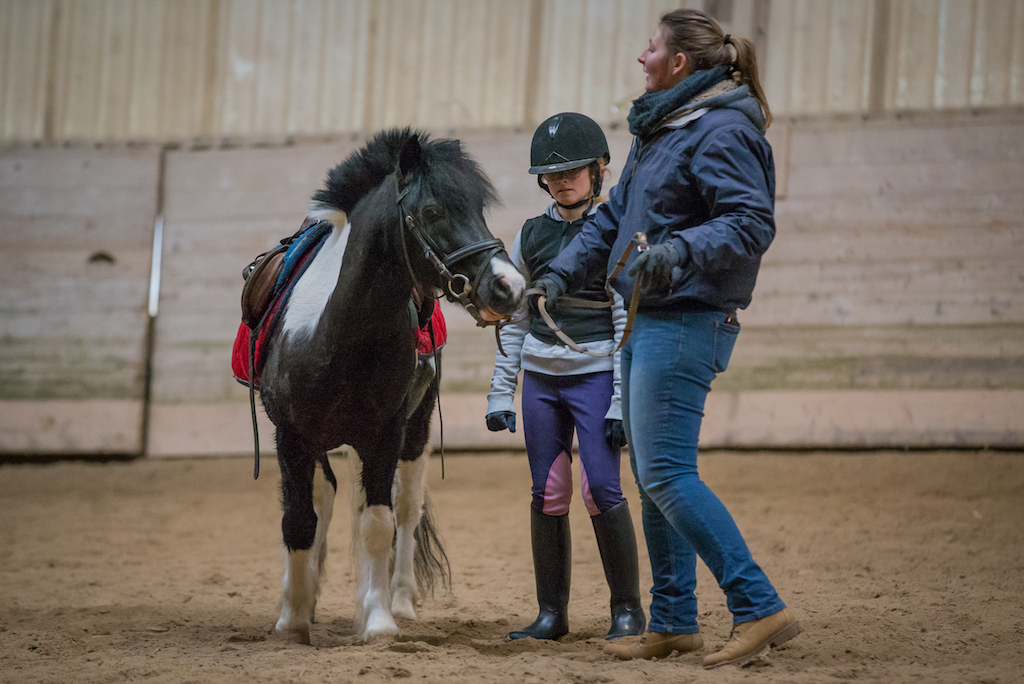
[311,127,497,215]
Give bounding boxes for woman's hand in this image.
[629,242,682,292]
[528,276,565,317]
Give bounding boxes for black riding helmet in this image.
[530,113,610,208]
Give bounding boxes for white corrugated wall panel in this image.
[0,0,53,142]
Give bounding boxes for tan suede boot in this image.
[603,630,703,660]
[702,608,802,669]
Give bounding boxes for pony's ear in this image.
[396,134,424,185]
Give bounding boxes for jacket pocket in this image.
[712,313,740,374]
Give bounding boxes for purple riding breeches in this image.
[521,370,625,516]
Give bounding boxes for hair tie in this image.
[723,34,731,45]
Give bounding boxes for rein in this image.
[525,231,649,358]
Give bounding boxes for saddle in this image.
[240,216,334,328]
[231,215,448,480]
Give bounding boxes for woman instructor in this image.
[531,8,801,669]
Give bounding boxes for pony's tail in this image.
[413,492,452,596]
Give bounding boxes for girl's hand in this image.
[486,411,517,433]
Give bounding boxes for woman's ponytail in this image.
[726,34,772,129]
[659,9,773,130]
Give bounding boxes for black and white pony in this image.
[258,129,525,644]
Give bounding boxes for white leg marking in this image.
[281,222,352,338]
[310,460,336,623]
[349,452,399,643]
[360,504,399,642]
[276,549,316,644]
[490,255,526,298]
[391,452,429,619]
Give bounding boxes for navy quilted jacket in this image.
[545,86,775,312]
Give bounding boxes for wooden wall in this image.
[0,147,159,453]
[2,0,1023,144]
[6,110,1017,456]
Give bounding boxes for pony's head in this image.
[312,129,525,323]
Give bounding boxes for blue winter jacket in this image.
[545,84,775,312]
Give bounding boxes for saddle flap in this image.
[241,245,287,329]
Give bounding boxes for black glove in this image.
[486,411,516,433]
[605,419,627,450]
[628,242,683,293]
[528,276,565,318]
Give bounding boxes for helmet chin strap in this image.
[555,195,594,211]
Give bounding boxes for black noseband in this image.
[396,181,508,327]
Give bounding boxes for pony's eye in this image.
[423,207,442,221]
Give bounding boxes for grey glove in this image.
[629,242,683,293]
[528,276,564,318]
[485,411,516,433]
[605,419,627,450]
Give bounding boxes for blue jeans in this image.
[622,309,785,634]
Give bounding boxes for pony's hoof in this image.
[391,589,417,620]
[275,624,311,645]
[363,608,400,643]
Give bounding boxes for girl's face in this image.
[542,166,593,207]
[638,26,687,92]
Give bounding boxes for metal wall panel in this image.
[3,0,1024,142]
[764,0,1024,116]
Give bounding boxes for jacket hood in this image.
[669,81,765,131]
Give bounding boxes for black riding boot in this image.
[507,509,571,640]
[592,500,646,639]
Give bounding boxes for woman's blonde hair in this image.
[659,8,772,129]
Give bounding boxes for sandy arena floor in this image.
[1,450,1022,683]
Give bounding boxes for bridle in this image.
[395,173,515,478]
[395,178,511,329]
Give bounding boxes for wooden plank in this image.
[698,390,1024,448]
[764,223,1023,264]
[0,146,158,454]
[786,159,1024,199]
[161,143,356,221]
[788,118,1024,167]
[775,193,1024,228]
[150,141,360,408]
[0,400,144,454]
[426,390,1024,450]
[0,148,161,218]
[442,323,1024,394]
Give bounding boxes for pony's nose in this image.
[489,258,525,299]
[499,271,526,301]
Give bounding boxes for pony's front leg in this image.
[391,451,429,618]
[275,434,337,645]
[349,450,400,643]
